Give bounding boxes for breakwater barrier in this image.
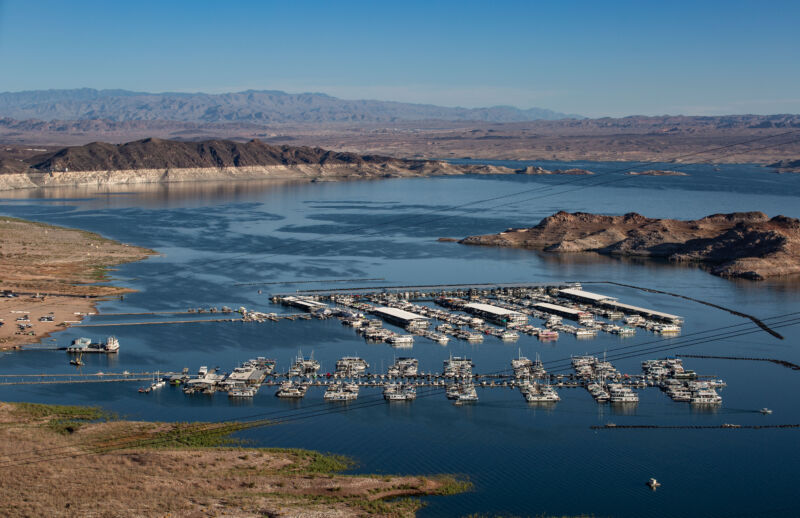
[592,424,800,430]
[678,354,800,371]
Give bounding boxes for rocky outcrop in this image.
[517,166,593,175]
[458,211,800,280]
[768,159,800,173]
[626,170,689,176]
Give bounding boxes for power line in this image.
[5,132,798,468]
[537,311,800,373]
[7,309,800,463]
[138,130,800,282]
[543,316,800,375]
[3,312,799,469]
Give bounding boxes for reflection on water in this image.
[0,178,315,207]
[608,403,640,416]
[0,165,798,518]
[689,404,721,416]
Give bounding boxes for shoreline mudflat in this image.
[0,217,154,349]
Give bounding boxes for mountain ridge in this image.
[0,88,581,123]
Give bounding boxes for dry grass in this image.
[0,402,468,517]
[0,216,154,348]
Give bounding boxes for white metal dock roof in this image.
[534,302,583,315]
[372,307,428,321]
[282,296,327,308]
[464,302,523,317]
[603,301,682,321]
[558,288,616,302]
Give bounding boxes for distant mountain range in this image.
[0,88,581,123]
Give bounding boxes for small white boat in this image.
[760,408,773,415]
[647,478,661,490]
[229,387,256,398]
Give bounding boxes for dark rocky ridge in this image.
[0,137,521,190]
[22,138,403,172]
[0,138,601,177]
[458,211,800,280]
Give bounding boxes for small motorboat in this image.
[647,478,661,490]
[760,408,773,415]
[69,352,84,366]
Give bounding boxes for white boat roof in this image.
[372,307,428,321]
[463,302,523,317]
[227,368,260,381]
[558,288,616,302]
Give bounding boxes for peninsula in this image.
[456,211,800,280]
[0,401,466,516]
[0,217,154,349]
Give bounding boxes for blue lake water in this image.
[1,161,799,517]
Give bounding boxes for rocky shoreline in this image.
[0,163,525,192]
[457,211,800,280]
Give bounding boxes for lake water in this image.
[1,161,799,517]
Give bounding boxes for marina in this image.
[31,351,717,407]
[0,166,796,518]
[60,285,686,349]
[18,283,707,406]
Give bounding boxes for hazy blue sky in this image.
[0,0,798,117]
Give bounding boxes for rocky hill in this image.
[24,138,406,172]
[458,211,800,280]
[0,137,519,191]
[0,88,579,123]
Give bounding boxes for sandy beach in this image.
[0,217,154,349]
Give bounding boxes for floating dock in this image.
[558,288,616,304]
[273,281,577,300]
[600,301,683,324]
[274,296,328,313]
[533,302,589,321]
[370,306,429,328]
[463,302,527,325]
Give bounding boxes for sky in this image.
[0,0,798,118]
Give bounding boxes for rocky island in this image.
[457,211,800,280]
[768,159,800,173]
[626,170,689,176]
[516,166,594,175]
